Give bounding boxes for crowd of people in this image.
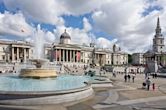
[111,68,157,91]
[142,77,155,91]
[124,74,136,83]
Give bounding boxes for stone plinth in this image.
[19,69,57,78]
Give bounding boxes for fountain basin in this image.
[20,69,57,78]
[0,75,94,105]
[0,84,93,106]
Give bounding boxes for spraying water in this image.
[33,25,44,59]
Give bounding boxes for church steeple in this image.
[153,17,164,53]
[157,17,160,28]
[155,17,162,36]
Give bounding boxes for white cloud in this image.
[2,0,103,25]
[3,0,65,25]
[2,0,106,25]
[91,0,166,53]
[53,18,92,45]
[2,0,166,53]
[96,37,117,49]
[0,11,33,37]
[61,0,106,15]
[83,17,92,32]
[25,25,56,44]
[0,11,56,45]
[45,31,55,42]
[53,17,117,51]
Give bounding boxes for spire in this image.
[155,17,161,36]
[157,17,160,29]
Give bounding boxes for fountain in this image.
[19,59,57,78]
[19,25,57,78]
[0,25,94,106]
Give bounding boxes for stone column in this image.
[63,49,65,62]
[24,48,26,63]
[70,50,72,62]
[76,51,78,62]
[66,50,68,62]
[73,50,75,62]
[28,49,30,60]
[12,47,15,62]
[59,49,61,62]
[17,47,19,62]
[55,49,57,61]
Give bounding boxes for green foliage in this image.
[128,54,132,64]
[104,64,112,66]
[161,55,166,61]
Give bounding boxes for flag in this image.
[21,29,25,32]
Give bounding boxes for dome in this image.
[60,30,71,39]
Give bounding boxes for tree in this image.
[128,54,132,64]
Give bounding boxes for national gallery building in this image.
[0,30,128,67]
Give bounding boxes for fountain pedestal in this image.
[19,59,57,78]
[20,69,57,78]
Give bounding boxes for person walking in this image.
[152,83,155,91]
[128,74,131,82]
[154,73,157,78]
[113,72,116,77]
[146,77,151,91]
[142,82,146,89]
[132,74,136,83]
[124,67,128,76]
[124,74,127,82]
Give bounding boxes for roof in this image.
[60,30,71,39]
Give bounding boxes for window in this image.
[161,40,163,44]
[3,47,5,51]
[2,55,5,60]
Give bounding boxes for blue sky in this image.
[0,2,6,13]
[0,1,110,40]
[0,0,165,53]
[0,1,115,43]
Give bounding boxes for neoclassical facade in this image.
[0,40,52,63]
[132,53,145,65]
[0,41,32,63]
[0,31,128,66]
[51,30,128,66]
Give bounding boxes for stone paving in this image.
[68,73,166,110]
[1,73,166,110]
